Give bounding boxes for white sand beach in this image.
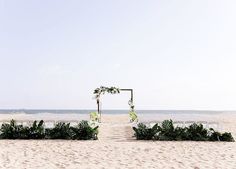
[0,114,236,169]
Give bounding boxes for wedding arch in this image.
[93,86,135,122]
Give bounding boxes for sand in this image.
[0,114,236,169]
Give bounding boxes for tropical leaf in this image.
[133,119,234,142]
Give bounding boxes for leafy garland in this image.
[93,86,120,99]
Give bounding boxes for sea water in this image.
[0,109,234,122]
[0,109,228,115]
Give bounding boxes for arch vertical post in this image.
[97,99,101,123]
[120,89,134,111]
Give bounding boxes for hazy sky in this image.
[1,0,236,110]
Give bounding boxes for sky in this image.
[0,0,236,110]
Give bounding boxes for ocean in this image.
[0,109,234,124]
[0,109,228,114]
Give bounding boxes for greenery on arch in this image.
[93,86,120,99]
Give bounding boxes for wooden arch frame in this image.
[93,86,134,122]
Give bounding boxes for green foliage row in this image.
[133,120,234,142]
[0,120,98,140]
